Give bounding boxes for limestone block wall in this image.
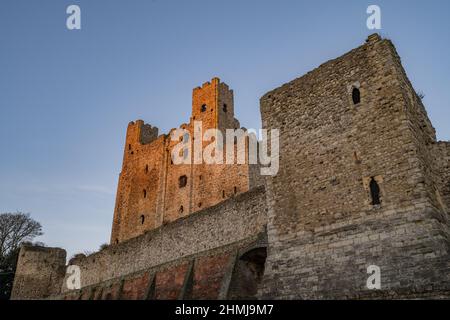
[60,238,267,300]
[11,246,66,300]
[432,141,450,211]
[258,34,450,299]
[443,142,450,209]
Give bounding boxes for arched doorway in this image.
[227,247,267,299]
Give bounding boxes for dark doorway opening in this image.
[227,247,267,299]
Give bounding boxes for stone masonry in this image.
[11,246,66,300]
[111,78,261,243]
[11,34,450,300]
[258,34,450,299]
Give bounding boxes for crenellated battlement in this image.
[111,77,257,244]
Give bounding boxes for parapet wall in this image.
[59,186,267,298]
[60,235,267,300]
[12,186,267,300]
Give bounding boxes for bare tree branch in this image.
[0,212,43,259]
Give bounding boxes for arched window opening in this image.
[145,165,149,174]
[352,87,361,105]
[179,205,184,214]
[140,215,145,225]
[369,177,381,205]
[223,104,228,113]
[234,186,237,194]
[227,247,267,299]
[222,190,225,198]
[201,104,207,113]
[179,175,188,188]
[143,189,147,198]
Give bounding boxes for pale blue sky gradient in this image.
[0,0,449,257]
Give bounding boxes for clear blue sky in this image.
[1,0,449,258]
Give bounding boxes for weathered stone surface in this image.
[10,245,66,300]
[64,186,266,291]
[258,34,450,299]
[11,34,450,300]
[111,78,261,244]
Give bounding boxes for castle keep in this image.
[11,34,450,300]
[111,78,261,243]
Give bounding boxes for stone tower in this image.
[10,245,66,300]
[111,78,260,244]
[258,34,450,299]
[11,34,449,301]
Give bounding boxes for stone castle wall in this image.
[258,34,450,299]
[11,246,66,300]
[11,34,450,300]
[432,142,450,211]
[61,240,267,300]
[12,186,267,299]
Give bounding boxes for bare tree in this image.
[0,212,43,259]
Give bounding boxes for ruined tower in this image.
[258,34,450,299]
[10,245,66,300]
[111,78,260,244]
[11,34,450,300]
